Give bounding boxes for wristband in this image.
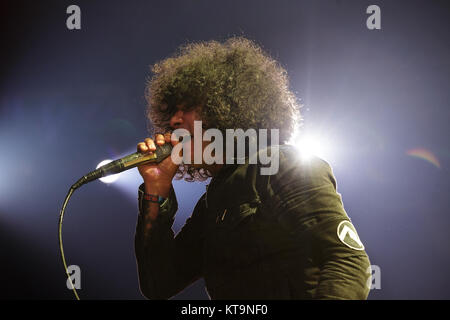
[143,193,166,205]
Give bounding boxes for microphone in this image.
[71,143,173,190]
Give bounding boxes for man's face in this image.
[169,104,202,136]
[169,105,209,167]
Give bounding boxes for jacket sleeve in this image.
[262,146,371,299]
[134,183,205,300]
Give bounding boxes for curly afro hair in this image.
[145,37,301,181]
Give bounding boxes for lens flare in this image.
[96,160,121,183]
[406,148,441,169]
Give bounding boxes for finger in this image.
[145,138,156,151]
[137,142,148,153]
[164,132,172,143]
[155,134,165,145]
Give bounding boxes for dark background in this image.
[1,0,449,299]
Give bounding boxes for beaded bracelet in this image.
[143,193,166,205]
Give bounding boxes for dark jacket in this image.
[134,145,371,299]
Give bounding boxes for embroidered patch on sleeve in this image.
[337,220,365,250]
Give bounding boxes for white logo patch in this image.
[337,220,365,250]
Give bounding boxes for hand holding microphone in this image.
[71,132,179,192]
[136,132,180,198]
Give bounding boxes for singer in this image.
[134,37,371,299]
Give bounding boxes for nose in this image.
[169,109,184,129]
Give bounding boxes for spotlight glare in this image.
[289,133,332,161]
[96,160,121,184]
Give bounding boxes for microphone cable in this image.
[58,186,80,300]
[58,143,173,300]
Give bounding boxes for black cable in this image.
[58,186,80,300]
[57,144,173,300]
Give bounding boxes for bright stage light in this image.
[96,160,121,184]
[289,132,333,161]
